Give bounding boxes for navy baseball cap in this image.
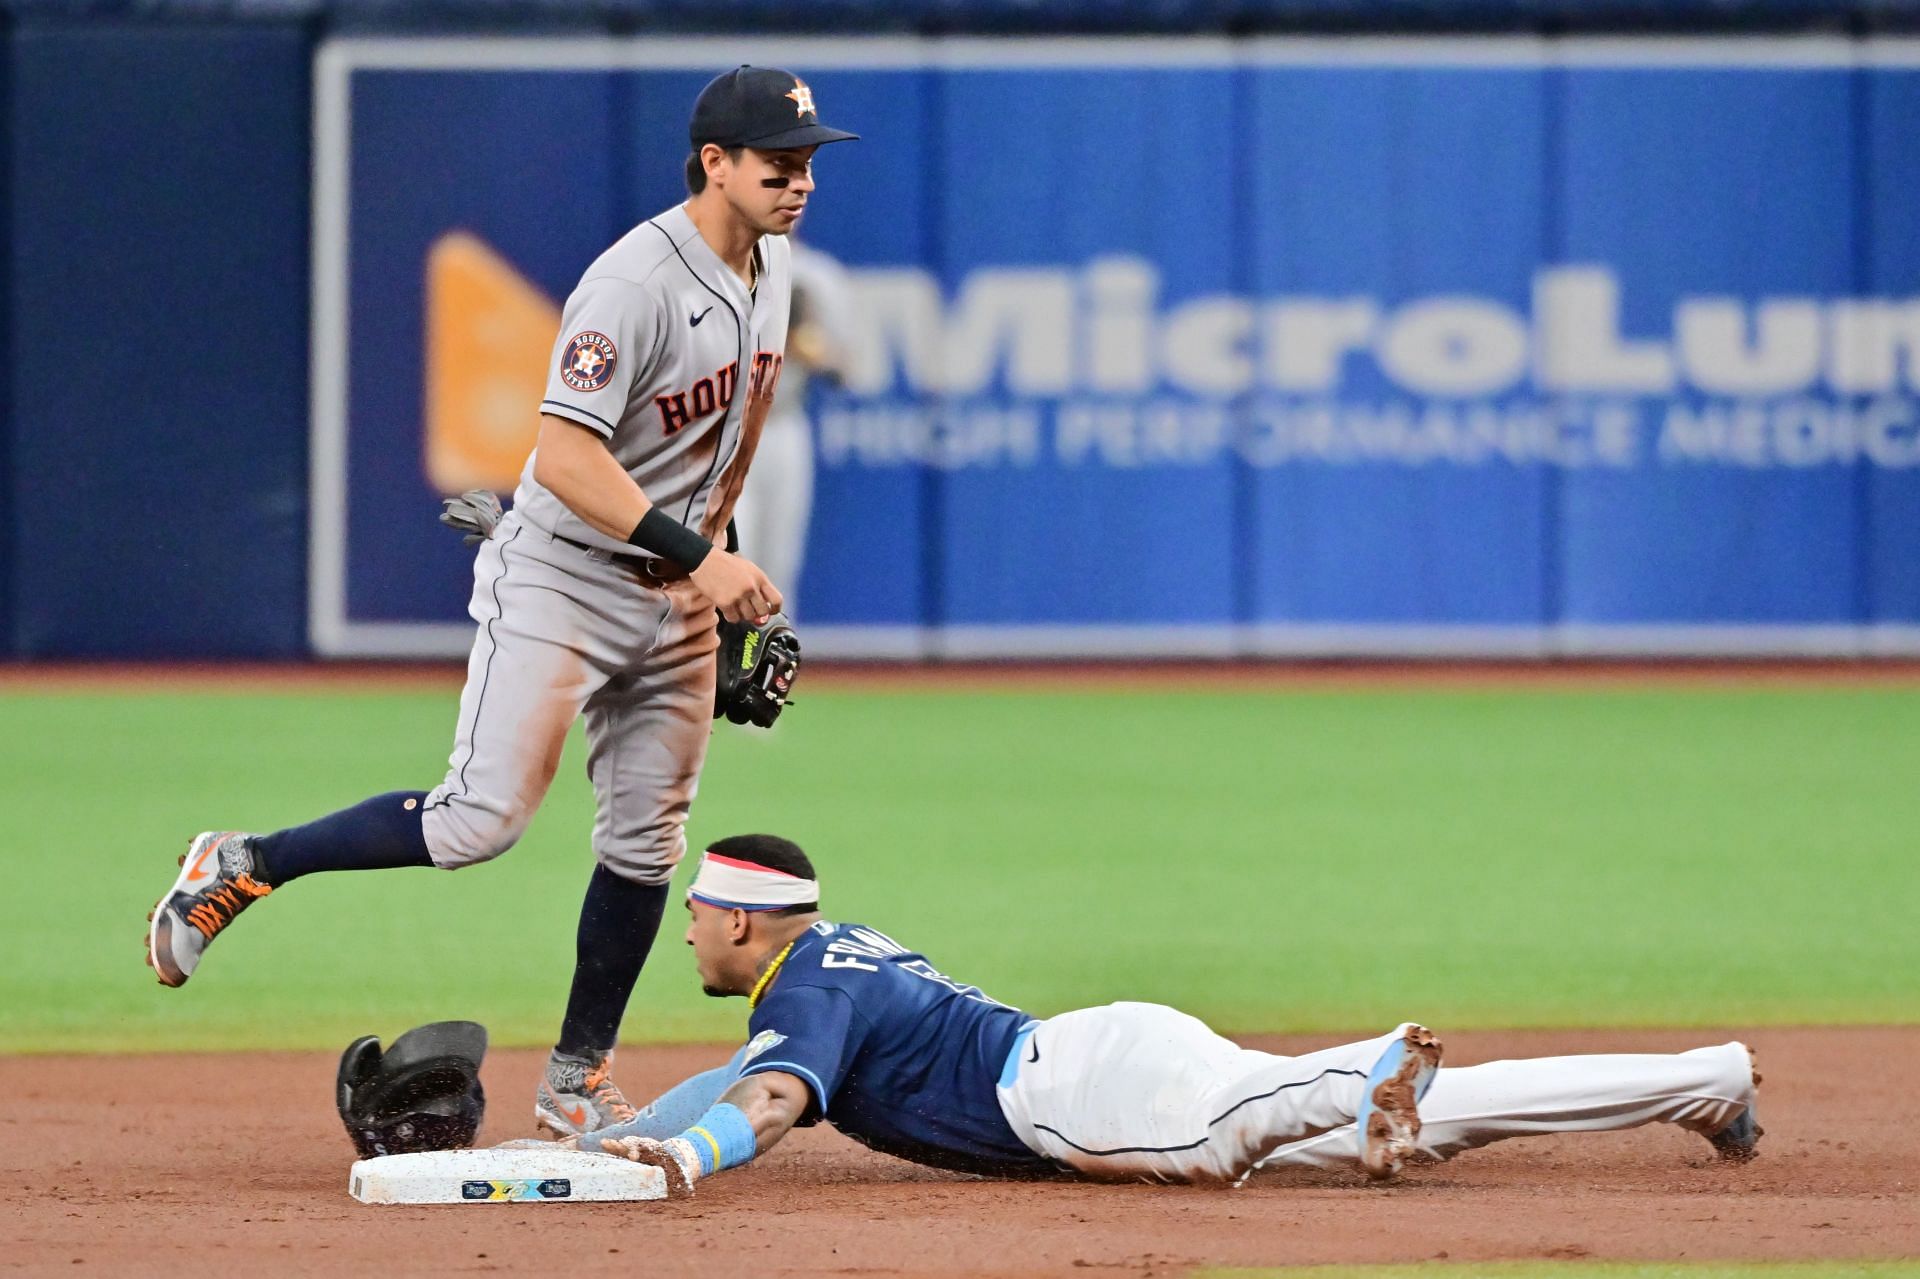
[689,66,859,151]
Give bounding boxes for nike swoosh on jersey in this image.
[690,307,713,326]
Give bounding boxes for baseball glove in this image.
[714,613,801,728]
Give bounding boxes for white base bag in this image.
[349,1147,667,1204]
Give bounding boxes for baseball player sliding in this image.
[546,837,1762,1194]
[146,68,855,1137]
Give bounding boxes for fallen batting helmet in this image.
[337,1021,488,1159]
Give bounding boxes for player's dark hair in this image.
[706,834,818,915]
[685,146,745,195]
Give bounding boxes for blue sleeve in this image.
[585,1043,752,1144]
[742,983,867,1120]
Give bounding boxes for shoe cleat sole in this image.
[1357,1024,1444,1182]
[1708,1044,1764,1162]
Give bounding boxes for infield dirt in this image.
[9,1026,1914,1276]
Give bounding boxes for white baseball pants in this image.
[994,1003,1757,1186]
[995,1002,1410,1185]
[1257,1040,1756,1171]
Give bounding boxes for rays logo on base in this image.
[461,1178,574,1201]
[560,331,616,392]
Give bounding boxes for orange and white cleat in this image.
[534,1049,639,1138]
[146,832,270,987]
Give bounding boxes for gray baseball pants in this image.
[420,510,719,885]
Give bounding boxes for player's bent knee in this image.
[593,832,684,887]
[423,802,533,868]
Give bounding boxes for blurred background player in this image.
[729,239,855,620]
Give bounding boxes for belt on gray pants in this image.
[552,534,690,582]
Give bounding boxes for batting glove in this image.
[600,1134,701,1199]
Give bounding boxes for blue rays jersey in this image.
[739,920,1050,1176]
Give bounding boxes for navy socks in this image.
[250,797,660,1056]
[555,865,669,1058]
[250,790,434,887]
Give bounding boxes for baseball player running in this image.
[552,836,1762,1195]
[145,68,856,1138]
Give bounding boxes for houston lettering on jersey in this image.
[655,359,738,435]
[748,351,784,400]
[653,353,784,436]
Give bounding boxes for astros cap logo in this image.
[560,331,617,392]
[785,79,816,119]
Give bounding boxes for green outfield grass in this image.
[4,682,1916,1053]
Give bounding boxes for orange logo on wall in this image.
[424,231,561,494]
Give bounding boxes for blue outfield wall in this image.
[312,39,1920,659]
[0,26,13,657]
[7,32,1920,658]
[4,22,311,658]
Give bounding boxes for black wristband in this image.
[629,508,715,572]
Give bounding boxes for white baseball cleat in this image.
[146,832,270,988]
[1355,1023,1444,1181]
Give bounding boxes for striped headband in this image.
[688,852,819,912]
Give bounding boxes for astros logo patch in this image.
[561,331,617,392]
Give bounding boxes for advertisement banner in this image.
[311,37,1920,657]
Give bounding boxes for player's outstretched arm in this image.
[598,1070,808,1198]
[718,1069,810,1152]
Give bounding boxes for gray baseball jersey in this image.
[419,204,791,887]
[519,203,792,550]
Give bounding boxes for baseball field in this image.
[6,663,1918,1275]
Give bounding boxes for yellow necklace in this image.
[748,941,795,1008]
